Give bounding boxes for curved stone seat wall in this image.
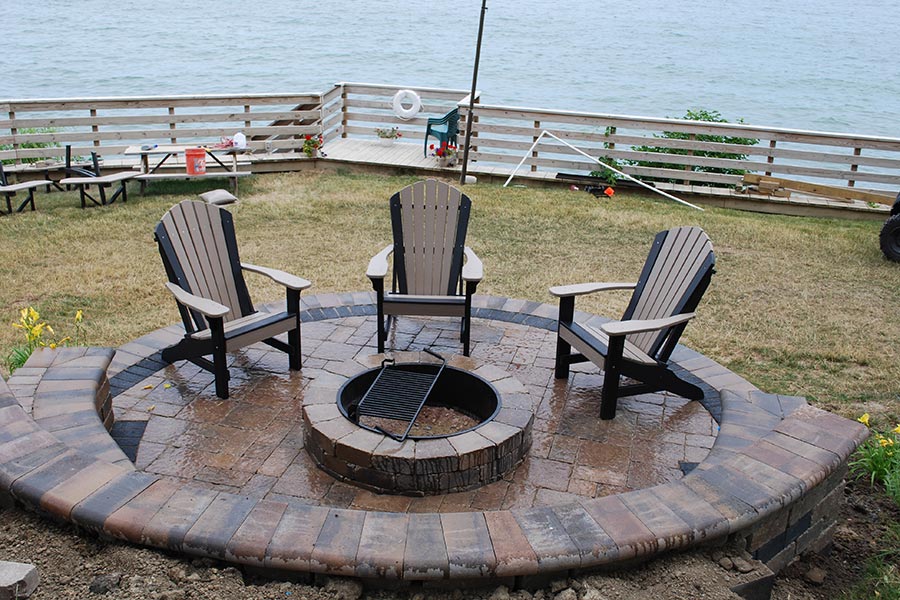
[0,294,869,582]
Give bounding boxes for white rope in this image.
[502,130,703,211]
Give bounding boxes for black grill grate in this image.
[352,349,446,441]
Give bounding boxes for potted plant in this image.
[430,141,458,167]
[301,134,325,158]
[374,126,402,144]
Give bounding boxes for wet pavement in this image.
[109,310,717,514]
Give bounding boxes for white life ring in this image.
[392,89,422,120]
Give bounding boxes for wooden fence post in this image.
[168,107,177,145]
[765,140,776,176]
[849,147,861,187]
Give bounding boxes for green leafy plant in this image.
[590,126,623,186]
[851,413,900,505]
[301,134,325,158]
[630,109,759,186]
[6,307,85,373]
[374,127,402,140]
[0,127,61,165]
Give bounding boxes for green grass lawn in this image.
[1,171,898,422]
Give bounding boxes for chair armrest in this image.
[241,263,311,291]
[366,245,394,280]
[600,312,696,337]
[549,282,636,298]
[165,282,229,318]
[462,246,483,282]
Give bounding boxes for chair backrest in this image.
[623,226,716,361]
[154,200,253,332]
[390,179,471,296]
[446,108,459,137]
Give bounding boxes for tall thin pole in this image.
[459,0,487,185]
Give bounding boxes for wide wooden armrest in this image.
[241,263,311,291]
[165,282,229,318]
[600,312,696,337]
[462,246,483,282]
[366,244,393,280]
[549,282,636,298]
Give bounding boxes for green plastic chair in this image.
[424,108,459,156]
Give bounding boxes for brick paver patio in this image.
[108,308,716,512]
[0,293,868,582]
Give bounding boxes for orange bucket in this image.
[185,148,207,175]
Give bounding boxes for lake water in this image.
[6,0,900,137]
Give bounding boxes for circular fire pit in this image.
[302,352,534,496]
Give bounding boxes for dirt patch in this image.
[0,479,896,599]
[771,477,900,599]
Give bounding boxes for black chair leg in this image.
[600,336,625,420]
[554,334,571,379]
[210,318,229,399]
[287,289,302,370]
[555,296,575,379]
[373,282,386,353]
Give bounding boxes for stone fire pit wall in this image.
[302,353,534,495]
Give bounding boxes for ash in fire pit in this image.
[362,405,481,438]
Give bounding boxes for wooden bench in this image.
[0,161,56,214]
[58,150,136,208]
[134,171,252,193]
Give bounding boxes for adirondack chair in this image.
[367,179,483,356]
[0,162,51,215]
[59,146,134,208]
[551,226,716,420]
[155,200,311,399]
[423,108,459,157]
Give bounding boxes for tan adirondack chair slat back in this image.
[396,180,463,296]
[159,201,244,323]
[627,226,714,354]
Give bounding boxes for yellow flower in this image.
[48,343,57,349]
[27,307,39,322]
[74,310,83,324]
[879,437,895,447]
[893,424,900,434]
[858,413,871,427]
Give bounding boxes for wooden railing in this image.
[338,82,477,143]
[0,93,324,165]
[3,87,899,202]
[461,103,900,198]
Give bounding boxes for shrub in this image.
[0,127,61,165]
[590,126,623,186]
[630,109,759,186]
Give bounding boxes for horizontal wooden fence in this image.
[0,93,325,165]
[338,82,477,144]
[462,103,900,199]
[3,86,899,203]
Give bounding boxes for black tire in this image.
[892,191,900,216]
[881,214,900,262]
